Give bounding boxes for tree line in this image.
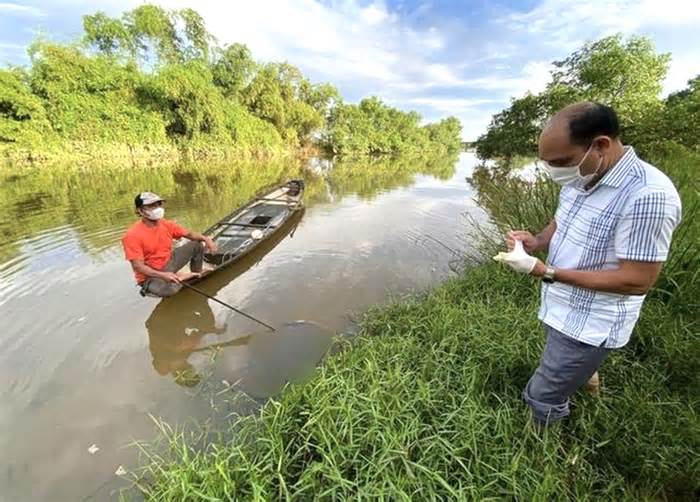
[0,5,463,164]
[474,35,699,162]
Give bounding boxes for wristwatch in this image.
[542,266,556,283]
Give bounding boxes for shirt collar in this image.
[597,146,636,188]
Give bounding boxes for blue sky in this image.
[1,0,698,140]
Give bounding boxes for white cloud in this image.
[391,97,497,113]
[360,3,390,25]
[501,0,700,98]
[0,2,45,16]
[663,53,699,95]
[461,61,553,96]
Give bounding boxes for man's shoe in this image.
[584,371,600,396]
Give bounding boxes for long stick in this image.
[181,282,276,332]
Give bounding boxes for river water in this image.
[0,153,486,500]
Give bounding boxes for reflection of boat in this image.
[146,209,305,386]
[186,179,305,284]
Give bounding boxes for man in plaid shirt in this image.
[500,102,682,426]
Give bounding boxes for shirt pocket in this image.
[577,214,616,268]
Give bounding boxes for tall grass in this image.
[133,147,699,500]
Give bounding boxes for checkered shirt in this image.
[539,147,682,348]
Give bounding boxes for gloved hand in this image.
[493,239,538,274]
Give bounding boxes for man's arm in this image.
[532,259,663,295]
[534,220,557,251]
[184,231,217,253]
[130,259,181,283]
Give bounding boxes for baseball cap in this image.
[134,191,165,208]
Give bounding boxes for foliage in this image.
[550,35,669,122]
[83,5,212,64]
[324,97,462,157]
[143,60,227,141]
[211,43,256,100]
[629,75,700,156]
[241,62,335,146]
[0,67,54,145]
[3,4,459,165]
[474,35,681,163]
[27,43,167,144]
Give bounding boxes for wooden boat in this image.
[185,179,305,284]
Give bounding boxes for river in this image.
[0,152,486,500]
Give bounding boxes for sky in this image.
[1,0,698,140]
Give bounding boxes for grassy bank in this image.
[134,149,699,500]
[0,140,297,170]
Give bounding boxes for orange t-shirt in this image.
[122,219,188,284]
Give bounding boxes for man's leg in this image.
[522,325,612,426]
[142,242,205,298]
[167,241,204,273]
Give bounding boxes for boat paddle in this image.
[180,282,276,332]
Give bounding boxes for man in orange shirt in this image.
[122,192,218,297]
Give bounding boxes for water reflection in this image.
[144,211,306,389]
[146,291,240,387]
[238,321,333,398]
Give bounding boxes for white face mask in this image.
[142,207,165,220]
[544,145,602,186]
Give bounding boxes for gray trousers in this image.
[141,241,204,297]
[523,324,612,425]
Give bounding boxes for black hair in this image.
[134,194,144,208]
[567,102,620,146]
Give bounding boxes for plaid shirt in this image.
[539,147,682,348]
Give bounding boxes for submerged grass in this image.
[134,148,699,500]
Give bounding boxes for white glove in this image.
[493,240,538,274]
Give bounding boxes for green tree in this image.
[144,60,226,141]
[28,42,166,143]
[212,43,256,100]
[83,5,214,65]
[324,97,461,157]
[83,12,133,56]
[551,35,669,121]
[475,34,670,161]
[0,68,53,145]
[660,75,700,150]
[425,116,463,154]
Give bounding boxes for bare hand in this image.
[160,272,181,284]
[205,239,218,254]
[506,230,540,253]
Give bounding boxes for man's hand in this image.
[506,230,541,253]
[159,271,182,283]
[494,240,539,274]
[204,237,218,254]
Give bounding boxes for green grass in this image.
[133,265,698,500]
[133,147,699,500]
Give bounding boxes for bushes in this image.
[324,97,462,157]
[0,68,54,145]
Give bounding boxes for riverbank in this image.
[134,148,699,499]
[0,140,300,170]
